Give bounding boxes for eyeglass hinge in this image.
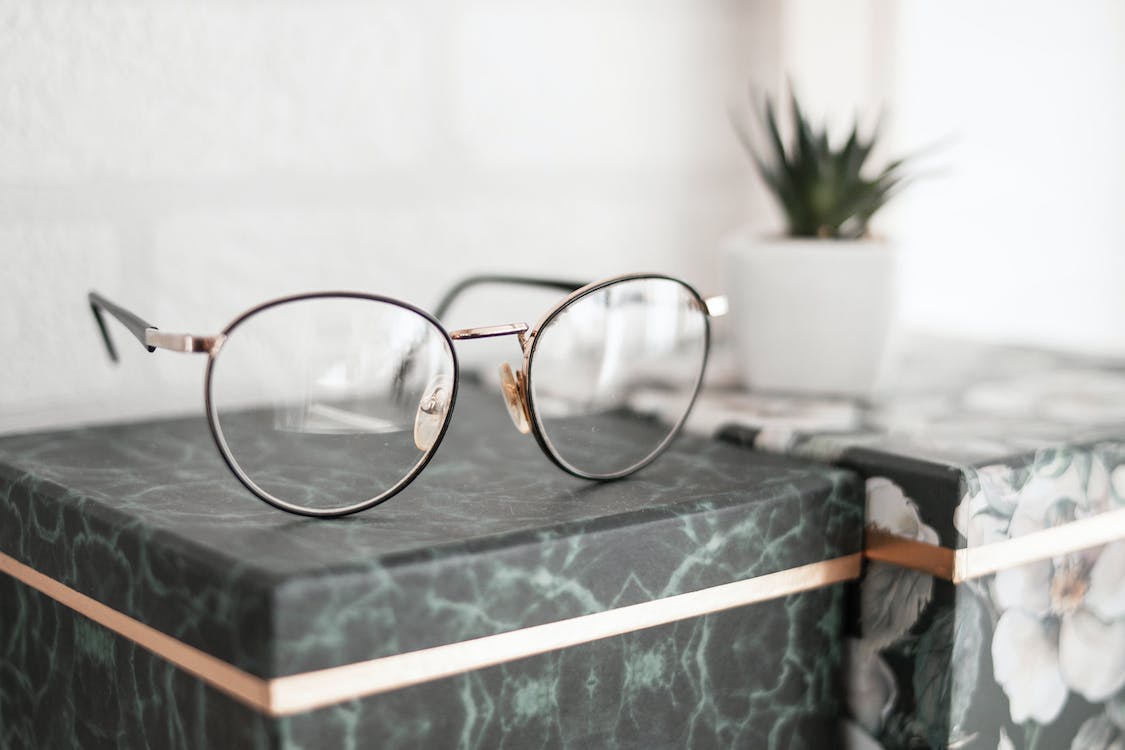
[144,329,225,354]
[704,296,729,318]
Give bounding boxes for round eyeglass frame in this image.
[202,291,461,518]
[521,273,712,481]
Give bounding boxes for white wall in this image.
[0,0,778,433]
[780,0,1125,357]
[886,1,1125,355]
[4,1,1124,435]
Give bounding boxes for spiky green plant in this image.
[734,89,913,240]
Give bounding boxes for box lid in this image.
[697,338,1125,568]
[0,381,862,715]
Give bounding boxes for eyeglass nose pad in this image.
[413,374,453,451]
[498,363,531,435]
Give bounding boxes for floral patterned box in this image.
[686,338,1125,750]
[0,382,863,749]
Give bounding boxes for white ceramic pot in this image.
[720,229,896,397]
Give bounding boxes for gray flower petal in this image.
[993,559,1052,616]
[841,718,886,750]
[1108,690,1125,731]
[861,560,933,651]
[1087,542,1125,622]
[992,609,1068,724]
[844,638,897,735]
[1060,608,1125,703]
[1071,714,1125,750]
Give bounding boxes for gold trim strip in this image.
[268,554,863,715]
[0,550,271,712]
[865,506,1125,583]
[864,528,956,580]
[0,549,861,717]
[955,505,1125,582]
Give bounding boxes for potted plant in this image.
[722,88,917,397]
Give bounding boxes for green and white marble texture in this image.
[2,573,850,749]
[0,383,863,748]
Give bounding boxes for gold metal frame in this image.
[518,273,713,480]
[448,322,529,341]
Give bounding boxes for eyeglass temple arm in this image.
[433,275,589,321]
[89,291,219,362]
[88,291,158,362]
[435,274,729,320]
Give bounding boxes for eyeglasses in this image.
[88,274,724,517]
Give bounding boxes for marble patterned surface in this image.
[2,572,849,749]
[0,381,862,746]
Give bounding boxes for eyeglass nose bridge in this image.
[449,322,530,348]
[447,321,535,436]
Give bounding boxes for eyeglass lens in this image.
[207,296,456,514]
[527,277,708,478]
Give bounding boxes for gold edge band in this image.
[0,548,861,718]
[267,553,863,716]
[864,528,956,580]
[14,506,1125,718]
[956,505,1125,581]
[0,550,271,712]
[864,505,1125,583]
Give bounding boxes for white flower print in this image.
[844,637,897,736]
[958,447,1125,725]
[862,478,940,651]
[991,609,1068,723]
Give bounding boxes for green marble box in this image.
[0,383,863,749]
[701,340,1125,750]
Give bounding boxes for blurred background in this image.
[2,0,1123,432]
